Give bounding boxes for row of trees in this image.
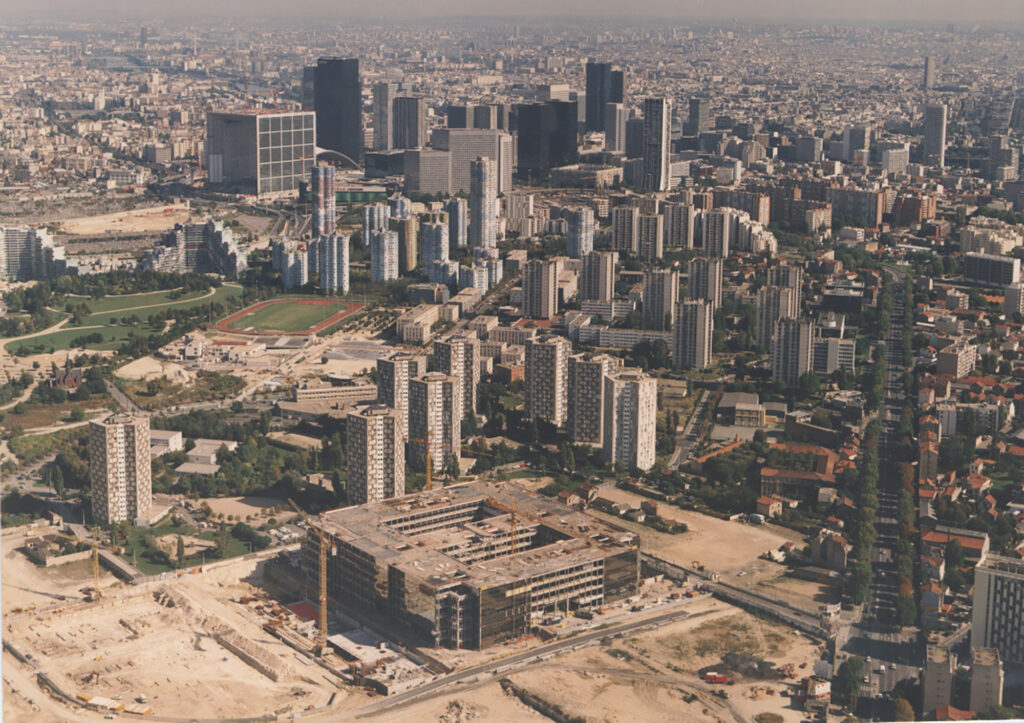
[848,420,881,605]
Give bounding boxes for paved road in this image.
[349,603,714,719]
[669,389,711,468]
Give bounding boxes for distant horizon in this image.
[6,0,1024,27]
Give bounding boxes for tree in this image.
[946,539,966,570]
[896,593,917,627]
[892,697,915,721]
[833,657,864,709]
[176,535,185,567]
[981,704,1018,720]
[52,465,65,501]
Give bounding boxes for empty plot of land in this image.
[55,204,192,235]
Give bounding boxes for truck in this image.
[703,672,732,684]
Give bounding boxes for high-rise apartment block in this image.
[663,202,696,249]
[315,234,350,293]
[641,98,671,192]
[525,335,571,426]
[362,203,390,248]
[566,207,595,258]
[611,206,639,254]
[771,318,814,387]
[972,555,1024,664]
[522,258,559,319]
[642,268,679,331]
[434,336,480,421]
[469,157,497,252]
[346,405,405,505]
[970,647,1004,713]
[371,230,399,282]
[314,57,362,163]
[445,198,468,249]
[756,286,798,349]
[674,299,713,370]
[0,227,73,281]
[581,251,617,302]
[602,371,657,472]
[964,252,1021,287]
[922,647,954,715]
[310,164,336,237]
[687,256,723,310]
[89,414,152,525]
[409,373,463,476]
[377,352,427,435]
[568,353,619,446]
[637,214,664,263]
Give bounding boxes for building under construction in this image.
[303,481,640,650]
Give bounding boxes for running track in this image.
[216,298,363,336]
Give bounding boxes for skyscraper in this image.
[924,104,948,168]
[390,217,419,275]
[637,214,664,263]
[377,352,427,436]
[206,110,316,196]
[566,207,595,258]
[371,230,399,282]
[430,129,514,194]
[604,102,627,153]
[923,55,936,90]
[317,234,350,293]
[433,335,480,421]
[602,371,657,472]
[525,335,571,425]
[310,165,336,237]
[515,101,580,177]
[585,61,624,132]
[641,97,671,192]
[522,258,559,319]
[469,157,497,251]
[346,405,405,505]
[409,373,463,476]
[362,203,390,249]
[674,299,714,370]
[445,197,468,249]
[568,353,619,446]
[687,97,710,135]
[89,414,152,525]
[642,268,679,331]
[581,251,617,302]
[756,286,798,349]
[314,57,362,163]
[771,318,814,387]
[687,257,723,310]
[372,81,396,151]
[393,96,427,149]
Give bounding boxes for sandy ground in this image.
[115,355,193,384]
[201,495,294,521]
[268,431,324,450]
[55,204,192,236]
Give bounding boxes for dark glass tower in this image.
[585,62,624,133]
[314,57,363,163]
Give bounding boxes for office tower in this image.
[390,217,419,274]
[515,101,579,178]
[0,227,72,281]
[318,234,350,293]
[371,230,399,282]
[924,104,948,168]
[206,110,315,195]
[812,336,856,375]
[89,414,152,525]
[393,96,427,149]
[795,136,823,163]
[687,257,723,310]
[625,118,645,159]
[409,373,463,476]
[372,81,396,151]
[604,103,626,153]
[769,264,803,300]
[585,61,624,132]
[972,555,1024,663]
[445,198,468,248]
[314,57,362,163]
[641,98,671,192]
[566,207,595,258]
[602,371,657,472]
[881,145,911,174]
[922,647,954,715]
[581,251,617,302]
[988,135,1019,181]
[301,66,317,109]
[663,202,696,249]
[568,353,619,446]
[1004,282,1024,317]
[377,352,426,436]
[637,214,664,263]
[522,258,559,319]
[403,149,452,196]
[346,405,405,505]
[469,157,497,251]
[970,648,1005,712]
[924,55,936,90]
[434,336,480,420]
[756,286,798,349]
[611,205,639,254]
[430,129,514,193]
[703,208,733,258]
[310,165,336,237]
[525,335,571,425]
[771,318,814,387]
[841,126,871,162]
[362,203,390,248]
[642,268,679,331]
[420,221,449,273]
[687,97,710,135]
[674,299,713,370]
[473,104,498,130]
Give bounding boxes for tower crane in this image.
[288,499,332,656]
[51,528,119,602]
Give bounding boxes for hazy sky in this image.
[12,0,1024,24]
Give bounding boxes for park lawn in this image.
[0,398,111,434]
[74,289,207,315]
[225,298,350,333]
[6,325,141,355]
[81,285,242,327]
[500,394,524,410]
[117,519,250,575]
